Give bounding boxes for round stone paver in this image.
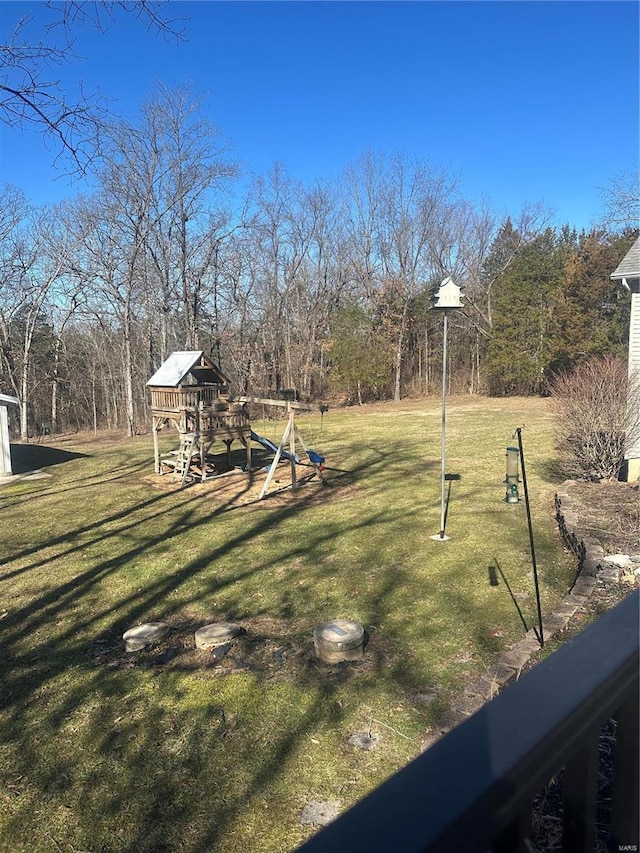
[194,622,245,651]
[348,731,380,750]
[313,619,365,663]
[299,800,342,827]
[122,622,170,653]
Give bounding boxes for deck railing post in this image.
[562,723,600,852]
[610,676,640,851]
[491,807,533,853]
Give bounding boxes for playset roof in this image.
[147,351,231,388]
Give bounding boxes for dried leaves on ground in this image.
[562,480,640,554]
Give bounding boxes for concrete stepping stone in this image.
[123,622,170,653]
[348,732,380,750]
[412,692,438,706]
[299,800,341,826]
[194,622,245,651]
[313,619,365,663]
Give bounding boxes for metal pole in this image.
[439,311,448,537]
[516,427,544,647]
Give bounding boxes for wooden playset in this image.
[147,351,252,485]
[147,351,327,495]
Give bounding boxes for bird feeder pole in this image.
[430,277,463,542]
[438,310,448,537]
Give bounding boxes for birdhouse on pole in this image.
[429,276,463,542]
[432,276,464,311]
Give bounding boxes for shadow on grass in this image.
[536,455,570,485]
[0,424,573,853]
[0,439,442,851]
[488,558,530,634]
[2,445,153,510]
[9,442,90,474]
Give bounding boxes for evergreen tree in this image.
[547,229,637,374]
[484,228,562,395]
[328,303,392,404]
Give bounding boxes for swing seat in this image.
[308,450,325,466]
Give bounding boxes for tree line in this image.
[0,84,637,440]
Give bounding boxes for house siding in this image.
[0,406,11,475]
[627,291,640,478]
[611,237,640,480]
[629,292,640,374]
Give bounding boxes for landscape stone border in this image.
[435,480,623,737]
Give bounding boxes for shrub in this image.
[547,355,640,480]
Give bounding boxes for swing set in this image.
[233,395,328,499]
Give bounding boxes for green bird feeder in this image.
[504,445,520,504]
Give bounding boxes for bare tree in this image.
[0,186,30,401]
[381,154,461,400]
[74,183,150,437]
[1,1,185,173]
[293,180,349,396]
[246,164,314,391]
[342,151,385,300]
[48,204,88,433]
[548,355,640,480]
[142,84,238,353]
[343,151,460,401]
[598,170,640,232]
[0,200,80,439]
[66,85,237,435]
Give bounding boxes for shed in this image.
[147,351,251,483]
[611,236,640,480]
[0,394,19,476]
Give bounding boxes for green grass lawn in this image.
[0,396,576,853]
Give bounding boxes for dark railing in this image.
[297,590,639,853]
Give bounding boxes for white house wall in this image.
[627,290,640,478]
[0,406,11,475]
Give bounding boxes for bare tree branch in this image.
[597,169,640,231]
[0,1,186,175]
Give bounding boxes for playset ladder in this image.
[174,433,197,485]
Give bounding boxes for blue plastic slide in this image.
[250,430,300,464]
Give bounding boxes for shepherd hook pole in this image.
[517,427,544,647]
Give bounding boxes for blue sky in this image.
[1,0,638,230]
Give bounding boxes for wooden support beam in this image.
[232,395,328,414]
[259,418,293,499]
[289,408,297,490]
[294,422,327,484]
[256,404,327,499]
[242,435,252,482]
[152,417,160,474]
[151,415,171,474]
